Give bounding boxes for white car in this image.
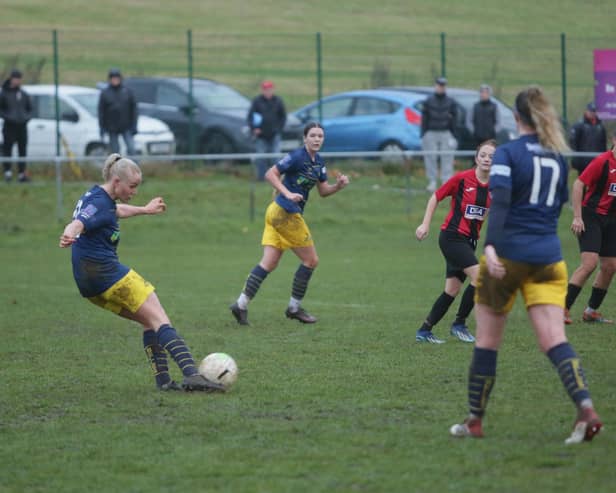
[1,85,175,159]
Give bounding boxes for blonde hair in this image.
[102,153,141,182]
[514,86,569,153]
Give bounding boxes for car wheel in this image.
[86,143,110,167]
[201,132,235,156]
[379,141,405,163]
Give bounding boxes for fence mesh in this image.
[0,28,612,120]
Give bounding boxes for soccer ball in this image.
[198,353,238,389]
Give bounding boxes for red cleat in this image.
[450,416,484,438]
[565,407,602,444]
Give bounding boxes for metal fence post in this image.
[187,29,195,155]
[560,33,568,128]
[316,32,323,123]
[53,29,63,222]
[440,32,446,78]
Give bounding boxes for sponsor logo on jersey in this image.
[110,230,120,244]
[278,154,292,166]
[464,204,487,220]
[465,187,475,192]
[609,183,616,197]
[80,204,98,219]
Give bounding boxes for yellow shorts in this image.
[88,269,155,314]
[261,202,313,250]
[475,257,567,314]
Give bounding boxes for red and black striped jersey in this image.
[436,168,490,240]
[580,150,616,216]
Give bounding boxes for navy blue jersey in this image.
[274,146,328,214]
[70,185,129,297]
[489,134,568,264]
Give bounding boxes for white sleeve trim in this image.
[490,164,511,177]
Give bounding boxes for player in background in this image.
[415,140,496,344]
[565,132,616,324]
[230,122,349,325]
[450,86,602,444]
[59,154,224,393]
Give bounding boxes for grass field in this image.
[1,169,615,492]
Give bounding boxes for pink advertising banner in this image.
[594,49,616,120]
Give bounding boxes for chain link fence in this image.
[0,28,612,120]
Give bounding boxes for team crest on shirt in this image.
[464,205,487,220]
[110,230,120,244]
[609,183,616,197]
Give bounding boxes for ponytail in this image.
[515,86,569,153]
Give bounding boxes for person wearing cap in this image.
[247,80,287,181]
[98,68,138,155]
[421,77,458,192]
[0,69,32,182]
[470,84,500,148]
[568,102,606,175]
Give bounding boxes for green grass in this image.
[1,170,615,492]
[0,1,613,117]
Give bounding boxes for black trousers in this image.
[3,122,28,173]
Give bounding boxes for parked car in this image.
[122,77,302,155]
[292,89,425,152]
[381,86,518,150]
[0,85,175,159]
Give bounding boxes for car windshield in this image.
[71,93,99,117]
[176,80,250,111]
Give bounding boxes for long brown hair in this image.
[514,86,569,153]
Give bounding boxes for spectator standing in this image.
[0,69,32,182]
[98,68,137,155]
[421,77,458,192]
[471,84,499,147]
[247,80,287,181]
[568,102,606,175]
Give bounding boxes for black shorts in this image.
[438,230,478,282]
[578,207,616,257]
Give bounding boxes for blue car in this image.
[292,90,425,152]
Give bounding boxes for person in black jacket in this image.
[568,102,607,175]
[421,77,458,192]
[98,68,137,155]
[471,84,499,147]
[1,69,32,182]
[247,80,286,181]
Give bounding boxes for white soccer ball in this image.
[198,353,238,389]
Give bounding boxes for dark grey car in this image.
[381,86,518,150]
[124,77,301,155]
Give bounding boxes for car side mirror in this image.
[180,104,199,116]
[61,111,79,123]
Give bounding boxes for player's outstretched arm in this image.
[59,219,85,247]
[317,173,349,197]
[117,197,167,219]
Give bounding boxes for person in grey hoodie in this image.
[0,69,32,182]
